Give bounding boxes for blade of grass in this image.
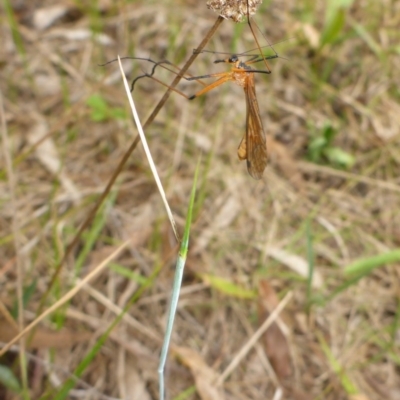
[0,365,21,394]
[344,249,400,276]
[305,219,315,311]
[158,160,200,400]
[172,385,197,400]
[324,275,362,304]
[75,188,119,275]
[109,263,148,285]
[392,301,400,343]
[3,0,26,56]
[320,0,354,48]
[348,15,383,59]
[316,331,359,396]
[324,249,400,307]
[117,55,179,241]
[201,274,256,299]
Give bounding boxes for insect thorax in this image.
[232,61,253,87]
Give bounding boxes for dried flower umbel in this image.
[207,0,262,22]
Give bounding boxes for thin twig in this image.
[32,16,224,334]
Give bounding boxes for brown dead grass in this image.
[1,0,400,399]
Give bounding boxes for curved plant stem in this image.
[34,16,224,326]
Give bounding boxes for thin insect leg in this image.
[131,60,175,91]
[194,47,273,58]
[244,54,259,63]
[136,66,234,103]
[246,0,273,72]
[100,56,177,92]
[143,74,192,99]
[248,55,279,63]
[131,60,220,91]
[244,53,279,66]
[99,56,168,67]
[193,49,236,56]
[212,53,277,66]
[186,71,235,82]
[231,67,272,76]
[239,37,290,57]
[188,74,233,99]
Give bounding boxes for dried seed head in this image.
[207,0,262,23]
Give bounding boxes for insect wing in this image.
[237,134,247,160]
[243,75,267,179]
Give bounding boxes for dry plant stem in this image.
[143,16,224,130]
[32,16,224,328]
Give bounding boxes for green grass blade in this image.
[180,160,200,257]
[317,332,358,395]
[109,263,148,284]
[202,274,256,299]
[305,219,315,310]
[172,385,196,400]
[3,0,26,56]
[350,18,383,59]
[74,189,118,274]
[320,0,354,48]
[0,365,21,393]
[159,159,200,400]
[324,249,400,304]
[345,249,400,276]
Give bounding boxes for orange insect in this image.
[131,50,277,179]
[188,53,277,179]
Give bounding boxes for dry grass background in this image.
[1,0,400,399]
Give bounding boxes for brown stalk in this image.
[31,16,224,323]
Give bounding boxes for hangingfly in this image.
[186,54,275,179]
[125,50,277,179]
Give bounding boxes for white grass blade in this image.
[117,56,179,242]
